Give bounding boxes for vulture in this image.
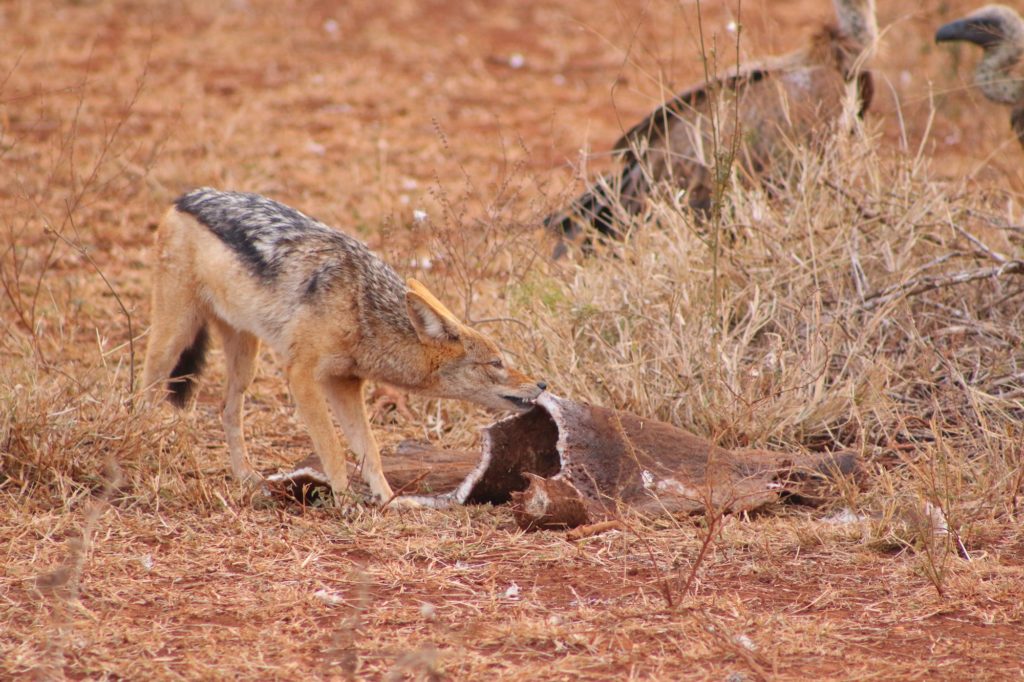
[936,5,1024,146]
[548,0,877,252]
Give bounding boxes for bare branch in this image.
[862,261,1024,311]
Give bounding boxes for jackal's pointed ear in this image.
[406,279,463,343]
[406,278,462,321]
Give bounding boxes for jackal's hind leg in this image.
[214,320,261,484]
[141,291,207,407]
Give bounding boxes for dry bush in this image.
[508,143,1022,451]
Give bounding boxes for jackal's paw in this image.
[384,496,423,510]
[234,467,265,487]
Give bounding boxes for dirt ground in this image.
[3,0,1024,679]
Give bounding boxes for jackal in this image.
[141,188,546,505]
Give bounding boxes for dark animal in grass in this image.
[547,0,876,256]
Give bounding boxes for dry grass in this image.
[2,0,1024,678]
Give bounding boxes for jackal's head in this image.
[405,278,546,412]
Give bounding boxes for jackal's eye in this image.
[489,359,504,369]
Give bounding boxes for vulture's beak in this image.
[936,17,1002,48]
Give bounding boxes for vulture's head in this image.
[936,5,1024,50]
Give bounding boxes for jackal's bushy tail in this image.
[167,324,210,407]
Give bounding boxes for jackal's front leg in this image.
[287,362,351,498]
[325,377,398,504]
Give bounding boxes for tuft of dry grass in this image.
[3,0,1024,679]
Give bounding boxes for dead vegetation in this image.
[2,0,1023,679]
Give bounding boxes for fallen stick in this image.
[565,520,624,541]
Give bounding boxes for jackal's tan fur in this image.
[142,189,545,505]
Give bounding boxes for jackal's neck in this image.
[359,326,437,390]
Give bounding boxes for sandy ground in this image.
[3,0,1024,679]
